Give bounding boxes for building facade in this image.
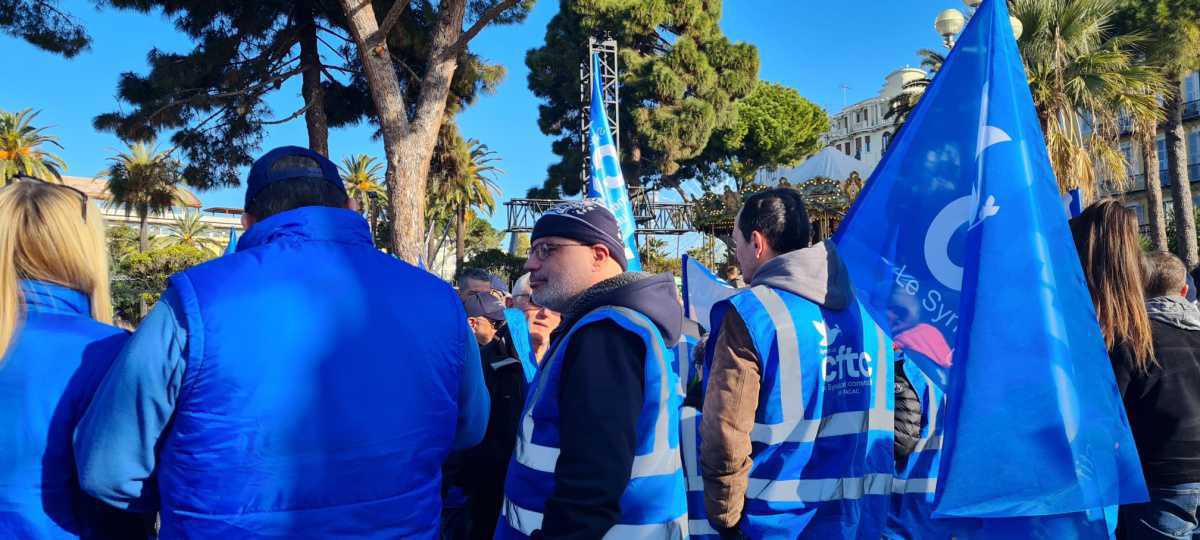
[1098,71,1200,230]
[63,176,243,239]
[821,67,928,175]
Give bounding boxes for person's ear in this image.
[241,213,255,229]
[1183,284,1190,298]
[346,197,359,212]
[750,230,769,260]
[593,244,609,269]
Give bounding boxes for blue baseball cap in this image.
[244,146,345,208]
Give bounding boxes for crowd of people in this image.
[0,145,1197,540]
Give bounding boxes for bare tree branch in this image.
[374,0,409,46]
[446,0,521,58]
[261,104,314,125]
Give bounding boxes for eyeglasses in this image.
[529,242,588,261]
[9,175,90,223]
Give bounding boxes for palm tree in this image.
[1011,0,1167,199]
[431,137,503,274]
[1112,0,1200,266]
[0,108,67,183]
[159,211,221,255]
[883,49,946,136]
[338,155,388,237]
[105,141,183,252]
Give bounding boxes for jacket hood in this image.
[750,240,851,310]
[1146,295,1200,332]
[556,272,683,345]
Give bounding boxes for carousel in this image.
[693,147,872,242]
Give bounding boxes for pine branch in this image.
[261,104,313,125]
[447,0,521,57]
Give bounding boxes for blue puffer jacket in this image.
[155,206,469,539]
[0,281,137,539]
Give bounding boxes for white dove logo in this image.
[923,82,1009,292]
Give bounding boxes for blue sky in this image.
[4,1,958,236]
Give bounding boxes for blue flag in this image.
[225,227,239,255]
[587,53,642,271]
[681,254,737,333]
[834,0,1145,536]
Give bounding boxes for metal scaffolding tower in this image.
[581,37,620,186]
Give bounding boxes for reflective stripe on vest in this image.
[717,285,895,538]
[501,498,689,539]
[502,306,687,539]
[680,406,719,540]
[893,357,945,497]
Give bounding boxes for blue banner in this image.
[834,0,1145,535]
[587,53,642,271]
[681,254,737,332]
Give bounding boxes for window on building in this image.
[1188,130,1200,181]
[856,137,862,155]
[865,136,871,153]
[1120,141,1133,174]
[1158,136,1169,177]
[1186,71,1199,103]
[883,131,892,149]
[1127,204,1145,226]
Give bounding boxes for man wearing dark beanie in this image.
[496,200,688,539]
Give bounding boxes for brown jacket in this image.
[698,241,851,528]
[697,241,919,528]
[699,309,759,527]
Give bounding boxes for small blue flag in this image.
[225,227,239,255]
[834,0,1145,536]
[1063,187,1084,218]
[681,254,737,333]
[587,53,642,271]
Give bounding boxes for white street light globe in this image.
[1010,15,1024,40]
[935,9,967,40]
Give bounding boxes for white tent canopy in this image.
[756,147,873,186]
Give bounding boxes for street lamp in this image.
[935,7,1024,48]
[935,9,966,48]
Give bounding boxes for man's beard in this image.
[531,265,591,313]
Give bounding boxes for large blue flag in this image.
[834,0,1145,536]
[587,53,642,271]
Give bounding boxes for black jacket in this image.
[1114,317,1200,487]
[449,329,527,539]
[536,272,682,540]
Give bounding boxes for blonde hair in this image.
[0,182,113,359]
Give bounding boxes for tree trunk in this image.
[1142,133,1169,251]
[138,211,149,252]
[363,197,374,240]
[1165,74,1198,269]
[339,0,469,263]
[297,2,330,156]
[455,207,466,274]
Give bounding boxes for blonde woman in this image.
[0,177,145,538]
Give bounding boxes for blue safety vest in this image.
[885,353,949,539]
[503,308,537,383]
[155,207,466,539]
[496,307,688,539]
[674,319,716,539]
[706,285,895,539]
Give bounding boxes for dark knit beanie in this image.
[531,200,629,270]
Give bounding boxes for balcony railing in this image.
[1184,100,1199,120]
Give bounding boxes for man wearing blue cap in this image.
[496,200,687,539]
[75,146,489,539]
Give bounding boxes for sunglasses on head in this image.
[8,175,90,223]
